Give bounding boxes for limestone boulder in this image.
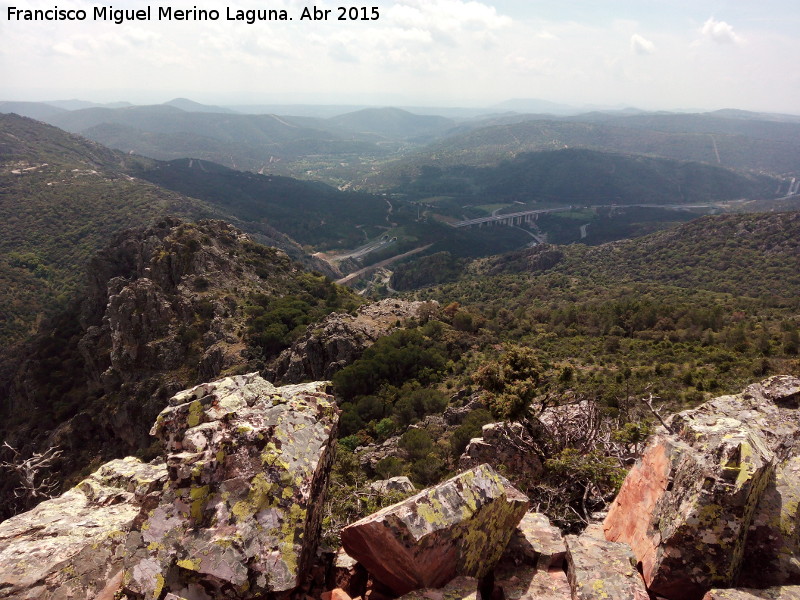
[604,375,800,600]
[0,457,167,600]
[370,476,416,495]
[739,456,800,587]
[122,372,339,599]
[565,533,649,600]
[340,464,529,595]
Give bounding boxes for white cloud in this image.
[504,54,556,75]
[630,33,655,55]
[701,17,742,44]
[536,30,559,41]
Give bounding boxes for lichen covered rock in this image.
[0,457,166,600]
[565,532,649,600]
[604,375,800,600]
[739,455,800,587]
[340,464,529,595]
[702,587,800,599]
[122,372,338,598]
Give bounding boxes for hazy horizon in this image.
[2,0,799,114]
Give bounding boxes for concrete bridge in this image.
[452,203,726,229]
[452,207,564,228]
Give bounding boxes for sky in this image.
[1,0,799,113]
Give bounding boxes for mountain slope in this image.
[0,114,335,345]
[131,157,394,249]
[561,211,800,298]
[373,119,800,185]
[477,211,800,299]
[576,112,800,145]
[163,97,237,113]
[393,148,780,207]
[326,107,455,140]
[0,101,68,121]
[0,218,361,518]
[38,104,387,175]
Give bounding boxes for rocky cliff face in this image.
[0,218,355,519]
[269,299,434,384]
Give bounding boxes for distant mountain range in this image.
[3,97,799,188]
[0,114,536,345]
[376,117,800,186]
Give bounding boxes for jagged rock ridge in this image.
[269,299,434,384]
[0,218,357,518]
[4,367,800,600]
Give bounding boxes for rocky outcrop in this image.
[370,476,416,495]
[494,511,570,600]
[269,299,434,384]
[604,375,800,600]
[739,456,800,587]
[123,373,339,598]
[442,394,486,426]
[341,464,529,595]
[459,422,544,491]
[0,457,167,600]
[0,373,339,600]
[1,218,351,519]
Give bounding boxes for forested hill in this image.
[476,211,800,299]
[0,114,217,345]
[372,117,800,184]
[390,148,780,206]
[560,211,800,297]
[132,158,392,249]
[0,114,322,346]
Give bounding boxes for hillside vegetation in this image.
[0,114,218,344]
[132,158,394,249]
[324,211,799,523]
[391,149,780,220]
[0,114,351,345]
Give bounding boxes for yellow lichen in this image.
[153,573,165,599]
[187,400,204,428]
[177,558,201,571]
